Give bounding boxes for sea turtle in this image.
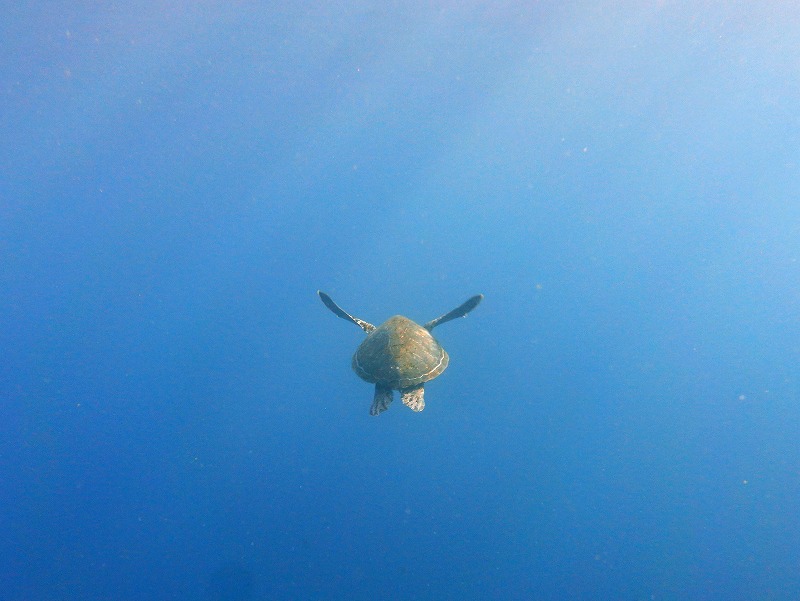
[318,291,483,415]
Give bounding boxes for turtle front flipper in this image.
[423,294,483,331]
[318,291,375,333]
[370,383,393,416]
[400,384,425,412]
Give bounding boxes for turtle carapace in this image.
[318,291,483,415]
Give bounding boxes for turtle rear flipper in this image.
[318,291,375,333]
[370,384,393,416]
[401,384,425,412]
[424,294,483,331]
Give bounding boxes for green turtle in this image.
[318,291,483,415]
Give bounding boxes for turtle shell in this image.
[352,315,449,389]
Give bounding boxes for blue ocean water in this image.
[2,3,799,600]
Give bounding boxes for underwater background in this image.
[2,2,799,600]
